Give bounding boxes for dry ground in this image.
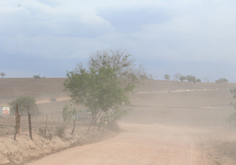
[0,78,236,164]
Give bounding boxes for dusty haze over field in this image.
[1,78,236,164]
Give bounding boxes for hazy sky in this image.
[1,0,236,82]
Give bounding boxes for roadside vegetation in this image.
[9,96,38,116]
[64,48,148,131]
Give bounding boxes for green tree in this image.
[196,78,201,82]
[0,72,6,78]
[33,75,41,80]
[140,74,148,80]
[186,75,196,82]
[9,96,38,116]
[164,74,170,81]
[179,76,186,82]
[62,104,77,123]
[80,48,148,84]
[174,73,182,81]
[64,66,134,131]
[204,77,209,83]
[62,103,79,134]
[216,78,228,84]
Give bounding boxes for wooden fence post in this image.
[14,103,20,140]
[28,106,33,140]
[16,103,20,134]
[44,113,47,137]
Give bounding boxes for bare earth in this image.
[1,78,236,165]
[27,123,213,165]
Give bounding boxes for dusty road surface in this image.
[27,123,213,165]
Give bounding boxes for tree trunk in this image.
[71,114,77,135]
[87,114,96,132]
[93,111,102,131]
[97,116,103,131]
[44,113,48,138]
[28,106,33,140]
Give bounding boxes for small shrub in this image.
[55,125,66,137]
[38,127,54,139]
[38,127,45,137]
[47,130,54,140]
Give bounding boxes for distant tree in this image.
[164,74,170,81]
[204,77,209,83]
[9,96,38,116]
[148,74,153,80]
[140,74,148,80]
[33,75,41,80]
[0,72,5,78]
[216,78,228,84]
[196,79,201,83]
[174,73,182,81]
[186,75,196,82]
[179,76,186,82]
[126,73,138,83]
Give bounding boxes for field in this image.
[0,78,236,164]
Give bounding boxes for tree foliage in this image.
[76,49,148,84]
[174,73,182,81]
[204,77,209,83]
[164,74,170,81]
[186,75,196,82]
[62,104,77,122]
[9,96,38,115]
[196,78,201,82]
[65,48,150,130]
[33,75,41,80]
[64,66,134,130]
[0,72,6,78]
[179,76,186,82]
[216,78,228,84]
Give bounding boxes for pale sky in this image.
[1,0,236,82]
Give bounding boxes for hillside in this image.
[0,78,236,164]
[0,78,234,104]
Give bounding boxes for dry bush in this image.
[38,127,45,137]
[38,127,54,139]
[55,125,66,137]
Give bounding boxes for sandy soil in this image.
[27,123,214,165]
[1,78,236,165]
[27,89,236,165]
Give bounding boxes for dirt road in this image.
[27,123,213,165]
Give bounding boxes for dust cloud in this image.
[1,78,236,165]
